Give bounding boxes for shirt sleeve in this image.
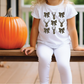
[66,4,78,19]
[31,5,41,19]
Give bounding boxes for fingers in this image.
[81,48,84,51]
[73,46,84,51]
[28,49,34,54]
[25,48,34,55]
[21,47,35,55]
[20,48,29,55]
[78,47,84,51]
[25,49,30,55]
[21,48,26,52]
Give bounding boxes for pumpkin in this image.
[0,8,27,49]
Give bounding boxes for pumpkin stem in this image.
[5,8,12,17]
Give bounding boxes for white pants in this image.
[36,43,72,84]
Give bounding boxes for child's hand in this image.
[73,46,84,51]
[21,47,35,55]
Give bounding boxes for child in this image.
[21,0,84,84]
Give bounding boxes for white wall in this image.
[0,0,7,16]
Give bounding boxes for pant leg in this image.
[53,43,72,84]
[36,43,53,84]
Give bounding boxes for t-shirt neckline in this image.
[45,0,64,8]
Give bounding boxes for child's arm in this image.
[30,18,40,48]
[21,18,40,55]
[67,17,84,51]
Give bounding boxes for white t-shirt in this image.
[31,0,78,48]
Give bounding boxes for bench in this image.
[0,49,84,62]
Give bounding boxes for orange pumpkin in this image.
[0,8,27,49]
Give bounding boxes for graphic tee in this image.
[31,0,78,48]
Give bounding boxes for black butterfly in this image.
[51,20,57,26]
[44,12,50,18]
[59,28,65,34]
[44,28,50,34]
[59,12,65,18]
